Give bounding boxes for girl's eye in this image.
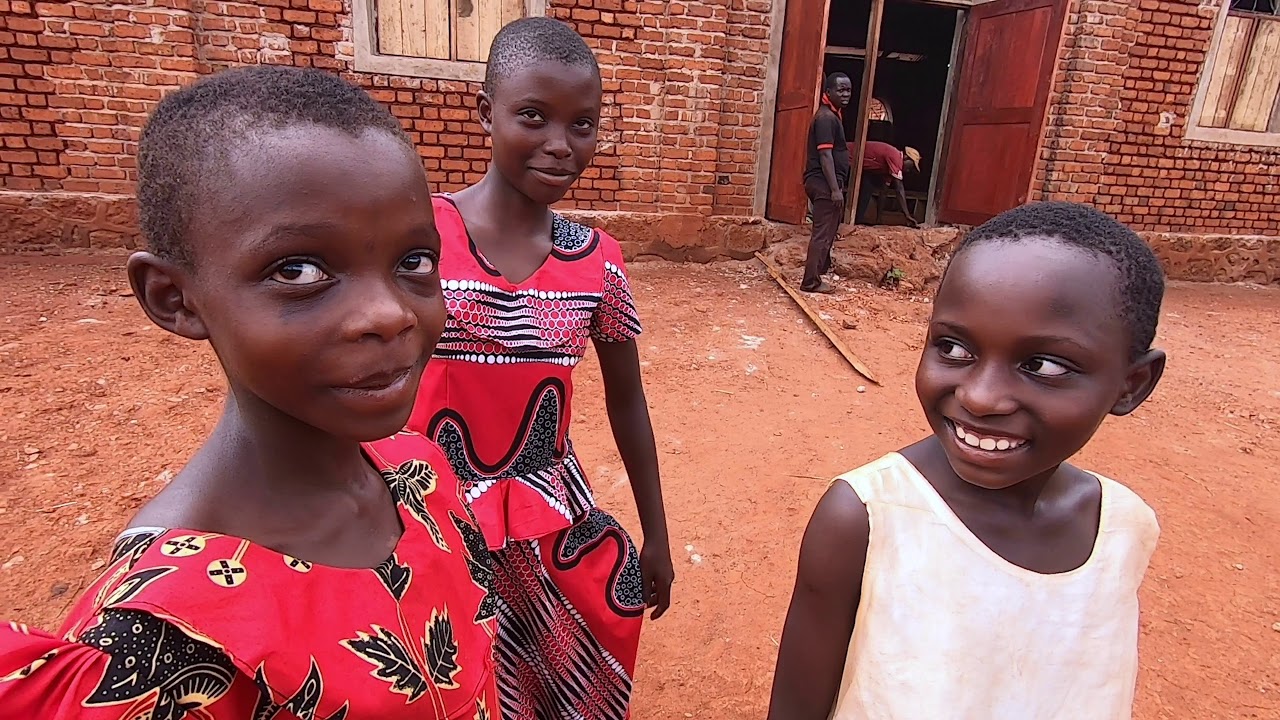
[1023,357,1071,377]
[573,119,596,130]
[399,252,437,275]
[271,261,328,285]
[518,109,543,122]
[937,339,973,361]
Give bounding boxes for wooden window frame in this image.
[1187,0,1280,148]
[352,0,546,82]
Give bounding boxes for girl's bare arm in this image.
[767,481,870,719]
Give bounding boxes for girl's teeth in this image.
[953,422,1024,452]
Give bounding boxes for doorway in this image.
[762,0,1070,228]
[824,0,960,226]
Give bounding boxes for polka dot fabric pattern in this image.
[0,433,501,720]
[591,261,643,344]
[408,195,646,720]
[410,195,643,549]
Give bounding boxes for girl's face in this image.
[132,124,446,442]
[479,61,602,205]
[914,239,1161,490]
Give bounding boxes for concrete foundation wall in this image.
[4,190,1276,285]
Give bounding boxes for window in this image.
[353,0,546,81]
[1188,0,1280,146]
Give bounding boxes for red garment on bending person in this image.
[849,140,906,181]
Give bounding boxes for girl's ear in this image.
[477,90,494,135]
[1111,349,1166,416]
[126,252,210,341]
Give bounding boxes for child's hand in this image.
[640,541,675,620]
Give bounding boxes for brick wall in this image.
[1034,0,1280,236]
[3,0,1278,280]
[0,0,773,221]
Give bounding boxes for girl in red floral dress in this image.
[0,67,500,719]
[405,18,674,720]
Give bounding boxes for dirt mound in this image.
[762,224,962,290]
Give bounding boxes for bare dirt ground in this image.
[1,253,1277,719]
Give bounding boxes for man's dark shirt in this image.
[803,100,850,189]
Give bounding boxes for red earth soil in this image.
[0,255,1276,719]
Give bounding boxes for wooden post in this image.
[925,9,966,227]
[845,0,885,224]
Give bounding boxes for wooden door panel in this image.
[938,0,1066,226]
[765,0,831,225]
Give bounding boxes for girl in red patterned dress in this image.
[0,67,501,719]
[405,18,674,720]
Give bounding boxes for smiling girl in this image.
[0,67,499,719]
[767,202,1167,720]
[404,17,672,720]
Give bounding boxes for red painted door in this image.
[764,0,831,225]
[937,0,1067,226]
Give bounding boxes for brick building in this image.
[0,0,1277,282]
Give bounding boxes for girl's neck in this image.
[209,390,373,494]
[910,437,1061,518]
[458,168,553,234]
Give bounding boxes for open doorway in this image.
[824,0,960,226]
[763,0,1069,228]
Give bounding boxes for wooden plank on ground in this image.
[755,252,879,385]
[377,0,406,55]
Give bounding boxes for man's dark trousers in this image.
[802,176,842,290]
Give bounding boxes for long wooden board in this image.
[377,0,406,55]
[454,0,483,62]
[1230,19,1280,132]
[1200,15,1253,128]
[755,253,879,386]
[845,0,884,224]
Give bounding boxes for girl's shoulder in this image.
[1086,470,1160,553]
[549,213,628,269]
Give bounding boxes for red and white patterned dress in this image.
[407,195,646,720]
[0,432,501,720]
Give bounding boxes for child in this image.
[404,17,673,720]
[767,202,1167,719]
[0,67,500,719]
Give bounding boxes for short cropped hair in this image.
[137,66,408,265]
[825,72,851,92]
[483,17,600,97]
[954,201,1165,358]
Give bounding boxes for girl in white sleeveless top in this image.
[767,203,1168,720]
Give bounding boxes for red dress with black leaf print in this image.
[0,432,501,720]
[407,195,647,720]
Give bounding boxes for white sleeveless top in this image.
[830,453,1160,720]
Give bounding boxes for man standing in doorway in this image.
[800,72,852,294]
